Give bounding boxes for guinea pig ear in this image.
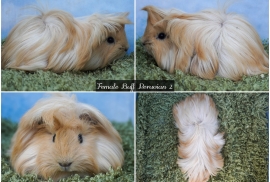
[142,6,166,25]
[79,113,98,125]
[33,117,45,125]
[31,117,48,130]
[32,116,58,132]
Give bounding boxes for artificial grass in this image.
[1,53,134,91]
[136,39,269,91]
[1,119,134,182]
[136,93,268,181]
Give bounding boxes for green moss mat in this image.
[136,39,269,91]
[1,54,134,91]
[136,93,268,181]
[1,119,134,182]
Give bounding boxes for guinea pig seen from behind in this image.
[173,94,224,182]
[141,6,268,81]
[2,8,131,72]
[9,94,124,181]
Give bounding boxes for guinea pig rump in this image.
[173,94,224,182]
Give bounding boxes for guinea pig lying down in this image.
[173,94,224,182]
[2,7,131,72]
[9,94,124,181]
[141,6,268,81]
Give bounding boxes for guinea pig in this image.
[173,94,224,182]
[9,94,124,181]
[2,7,131,72]
[141,6,269,81]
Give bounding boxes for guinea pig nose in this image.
[125,48,128,52]
[59,162,72,167]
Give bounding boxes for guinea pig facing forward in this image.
[9,94,124,181]
[141,6,268,81]
[2,8,131,72]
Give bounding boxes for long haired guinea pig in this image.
[142,6,269,81]
[173,94,224,182]
[2,8,131,72]
[9,94,124,181]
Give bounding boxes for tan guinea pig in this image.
[141,6,268,81]
[9,94,124,181]
[2,7,132,72]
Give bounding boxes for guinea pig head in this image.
[9,95,124,181]
[82,13,132,70]
[141,6,177,73]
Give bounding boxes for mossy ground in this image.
[136,39,269,91]
[1,119,134,182]
[1,53,134,91]
[136,93,268,181]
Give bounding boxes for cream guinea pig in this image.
[9,94,124,181]
[141,6,268,81]
[173,94,224,182]
[2,7,131,72]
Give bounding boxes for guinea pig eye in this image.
[78,134,83,143]
[157,32,166,40]
[53,134,56,142]
[107,37,115,44]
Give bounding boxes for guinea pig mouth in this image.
[110,51,126,63]
[140,41,153,55]
[59,162,73,172]
[60,167,71,172]
[143,45,153,57]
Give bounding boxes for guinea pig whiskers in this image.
[9,94,124,181]
[119,46,129,52]
[142,5,269,80]
[142,41,152,46]
[2,8,131,72]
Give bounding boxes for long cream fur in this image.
[173,94,225,182]
[9,94,124,181]
[2,8,131,72]
[142,6,268,80]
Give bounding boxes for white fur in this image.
[161,47,177,72]
[96,136,124,171]
[173,94,224,182]
[15,145,38,174]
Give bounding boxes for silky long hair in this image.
[9,94,124,181]
[2,8,131,72]
[173,94,224,182]
[142,6,268,80]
